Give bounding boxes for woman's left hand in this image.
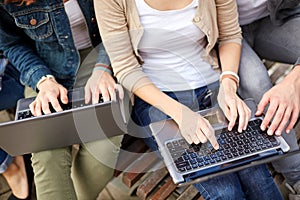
[85,69,124,104]
[217,78,251,132]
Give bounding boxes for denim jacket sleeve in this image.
[0,6,52,91]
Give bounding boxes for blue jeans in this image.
[0,63,24,173]
[0,149,13,173]
[131,82,283,200]
[238,13,300,186]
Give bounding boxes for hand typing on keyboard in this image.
[84,69,124,104]
[175,105,219,150]
[217,78,251,133]
[29,78,68,116]
[167,118,281,173]
[29,69,124,116]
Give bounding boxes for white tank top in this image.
[64,0,92,50]
[135,0,219,91]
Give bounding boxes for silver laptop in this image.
[0,87,127,156]
[149,106,290,186]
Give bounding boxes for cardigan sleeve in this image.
[215,0,242,46]
[94,0,152,92]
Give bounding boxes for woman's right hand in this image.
[29,78,68,116]
[174,105,219,150]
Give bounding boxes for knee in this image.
[31,147,72,172]
[193,174,245,200]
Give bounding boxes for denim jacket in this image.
[0,52,7,91]
[0,0,110,90]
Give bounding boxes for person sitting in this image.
[235,1,300,199]
[0,0,123,199]
[95,0,283,199]
[0,53,32,200]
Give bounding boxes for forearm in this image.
[95,0,150,92]
[2,44,51,89]
[283,64,300,90]
[218,43,241,91]
[0,8,51,90]
[134,84,184,121]
[218,43,241,74]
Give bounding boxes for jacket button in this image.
[91,17,96,23]
[93,34,97,38]
[30,18,37,26]
[194,17,200,22]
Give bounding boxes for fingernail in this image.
[214,143,220,150]
[267,129,273,135]
[275,130,281,136]
[286,129,290,134]
[260,125,265,131]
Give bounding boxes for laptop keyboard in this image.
[166,118,280,173]
[16,102,84,120]
[17,97,103,120]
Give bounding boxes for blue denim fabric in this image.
[0,54,23,174]
[0,149,13,174]
[0,62,24,110]
[193,164,282,200]
[238,13,300,186]
[0,0,110,90]
[131,81,219,152]
[131,82,282,199]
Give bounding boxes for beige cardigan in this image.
[95,0,242,92]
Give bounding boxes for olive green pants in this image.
[27,47,122,200]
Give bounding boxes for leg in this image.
[193,173,246,200]
[272,132,300,186]
[0,149,13,174]
[238,164,283,200]
[2,155,29,199]
[31,147,77,200]
[72,136,122,200]
[238,39,272,104]
[241,19,300,187]
[193,166,281,200]
[132,86,267,199]
[253,15,300,64]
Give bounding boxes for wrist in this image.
[219,71,239,88]
[283,66,300,88]
[93,63,113,75]
[36,75,55,90]
[220,77,238,93]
